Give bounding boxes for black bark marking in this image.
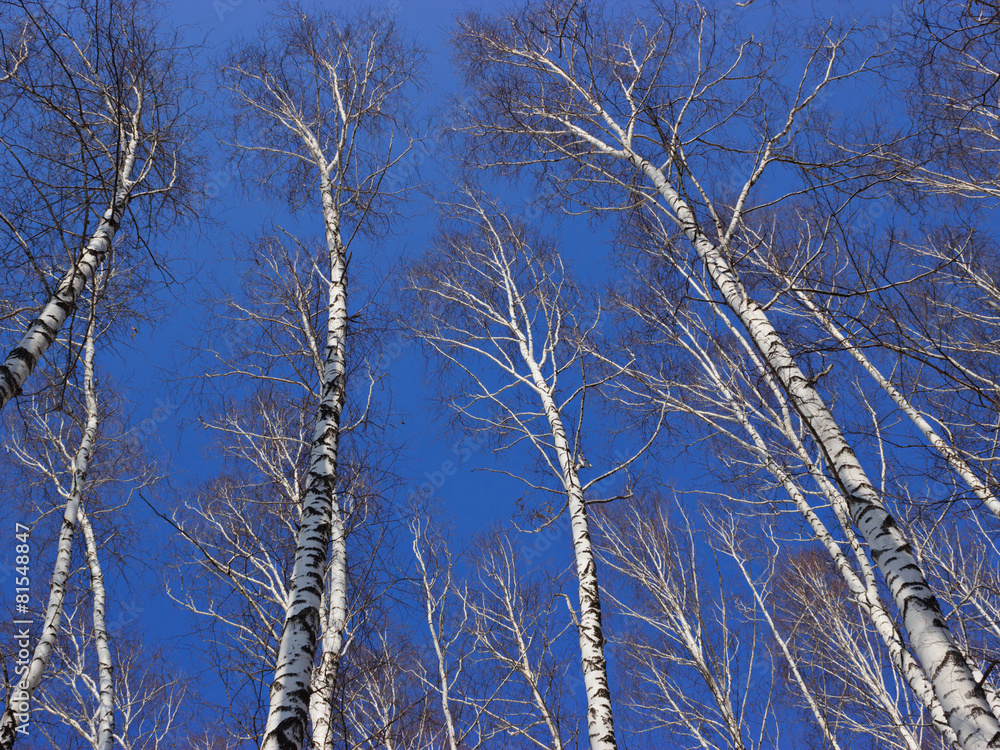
[932,648,970,681]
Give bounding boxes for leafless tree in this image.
[596,495,841,750]
[452,3,1000,746]
[218,7,422,748]
[173,227,404,748]
[408,194,665,750]
[33,611,188,750]
[408,515,483,750]
[461,527,576,750]
[0,0,197,409]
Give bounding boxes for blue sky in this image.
[2,0,926,746]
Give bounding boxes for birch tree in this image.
[0,290,101,749]
[453,4,1000,747]
[408,509,585,750]
[0,0,195,409]
[409,196,662,750]
[337,631,435,750]
[174,231,404,746]
[220,9,421,749]
[881,0,1000,201]
[595,498,785,750]
[462,528,577,750]
[409,516,482,750]
[33,609,188,750]
[601,228,981,746]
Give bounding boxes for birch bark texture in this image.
[0,299,99,750]
[0,0,193,410]
[454,4,1000,748]
[607,246,963,745]
[220,9,421,750]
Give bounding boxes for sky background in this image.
[1,0,914,745]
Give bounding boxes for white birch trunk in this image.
[308,531,347,750]
[516,340,617,750]
[0,320,99,750]
[630,152,1000,750]
[261,175,348,750]
[682,311,961,745]
[79,505,114,750]
[0,125,138,411]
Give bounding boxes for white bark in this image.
[408,204,632,750]
[79,504,115,750]
[457,20,1000,740]
[308,519,347,750]
[0,191,128,410]
[467,536,566,750]
[0,62,146,411]
[653,200,999,750]
[597,505,757,750]
[412,523,462,750]
[793,287,1000,521]
[519,345,617,750]
[658,293,962,746]
[722,531,849,750]
[221,15,419,747]
[261,182,348,750]
[0,314,99,750]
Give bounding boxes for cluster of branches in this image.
[8,2,1000,750]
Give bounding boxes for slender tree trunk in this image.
[680,313,961,746]
[518,342,617,750]
[631,151,1000,750]
[0,319,99,750]
[79,505,114,750]
[261,176,348,750]
[499,592,564,750]
[0,121,138,412]
[416,551,460,750]
[0,198,124,410]
[728,540,852,750]
[309,532,347,750]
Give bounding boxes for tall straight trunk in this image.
[261,175,348,750]
[678,308,961,744]
[630,151,1000,750]
[515,336,617,750]
[308,533,347,750]
[79,505,114,750]
[0,319,99,750]
[0,124,139,411]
